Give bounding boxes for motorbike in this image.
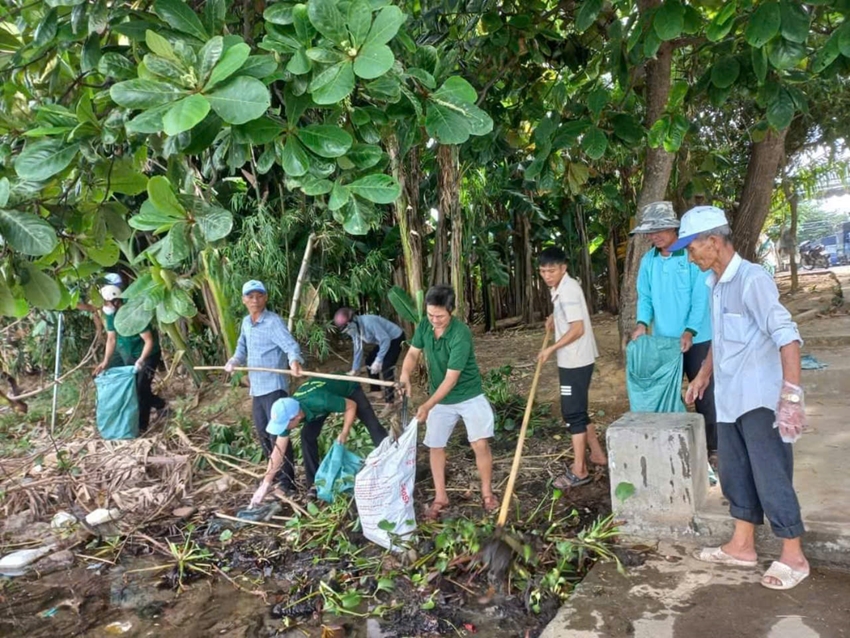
[798,241,831,270]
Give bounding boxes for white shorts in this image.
[423,394,495,448]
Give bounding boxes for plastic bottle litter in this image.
[51,511,78,529]
[85,508,123,526]
[0,545,57,576]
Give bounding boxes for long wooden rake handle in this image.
[496,326,552,528]
[195,366,397,388]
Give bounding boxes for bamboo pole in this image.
[288,233,315,332]
[195,366,397,388]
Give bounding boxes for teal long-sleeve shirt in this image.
[636,248,712,344]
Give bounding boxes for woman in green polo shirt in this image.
[93,285,166,433]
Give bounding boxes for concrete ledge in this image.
[607,412,708,538]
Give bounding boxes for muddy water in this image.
[1,556,556,638]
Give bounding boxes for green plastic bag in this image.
[94,365,139,440]
[626,336,686,413]
[315,441,363,503]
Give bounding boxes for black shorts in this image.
[559,364,594,435]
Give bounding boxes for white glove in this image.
[369,360,382,375]
[224,359,236,373]
[134,360,143,373]
[250,480,271,508]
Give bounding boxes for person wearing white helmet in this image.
[94,285,167,433]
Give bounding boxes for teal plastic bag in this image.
[94,366,139,440]
[626,336,686,413]
[315,442,363,503]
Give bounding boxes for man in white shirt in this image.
[538,247,607,489]
[674,206,809,591]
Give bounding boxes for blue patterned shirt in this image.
[342,314,403,371]
[230,310,304,397]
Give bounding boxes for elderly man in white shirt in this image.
[673,206,809,591]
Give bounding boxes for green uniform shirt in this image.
[105,313,160,363]
[410,317,483,405]
[293,378,357,422]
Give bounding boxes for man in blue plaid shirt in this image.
[226,280,304,493]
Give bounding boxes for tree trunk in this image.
[731,127,789,262]
[520,212,535,324]
[288,233,315,332]
[575,205,595,309]
[618,35,676,350]
[437,145,466,319]
[388,135,423,297]
[606,229,620,313]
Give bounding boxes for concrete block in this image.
[607,412,708,537]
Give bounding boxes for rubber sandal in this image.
[761,561,810,590]
[482,494,499,514]
[692,546,758,567]
[553,468,592,489]
[423,500,449,522]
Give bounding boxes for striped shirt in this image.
[231,310,304,397]
[343,314,403,370]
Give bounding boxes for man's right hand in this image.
[250,480,271,508]
[545,315,554,332]
[224,359,236,374]
[93,362,106,376]
[631,324,647,341]
[398,375,413,398]
[685,373,709,404]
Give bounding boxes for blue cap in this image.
[267,398,301,436]
[103,273,123,287]
[242,280,267,295]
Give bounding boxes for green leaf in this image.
[745,1,780,48]
[281,136,311,176]
[388,285,419,323]
[812,31,841,73]
[706,2,737,43]
[148,175,186,217]
[204,0,226,33]
[432,75,477,103]
[287,48,313,75]
[425,103,471,144]
[239,55,279,78]
[297,124,353,158]
[300,176,333,195]
[586,88,608,119]
[663,114,689,152]
[0,209,58,256]
[206,42,252,88]
[146,30,176,60]
[767,38,805,70]
[347,173,400,203]
[149,223,190,266]
[614,481,635,503]
[653,0,684,41]
[581,126,607,160]
[354,42,394,79]
[95,159,149,195]
[328,182,350,210]
[342,197,372,234]
[365,5,405,45]
[84,238,120,266]
[14,139,79,181]
[125,104,172,135]
[308,0,347,43]
[345,143,383,168]
[34,9,58,48]
[144,54,189,84]
[98,52,136,80]
[575,0,603,33]
[205,76,271,124]
[767,86,794,130]
[752,46,768,84]
[110,79,185,109]
[194,203,233,241]
[347,0,372,46]
[46,0,86,6]
[154,0,209,40]
[0,177,9,208]
[0,283,28,318]
[233,117,284,144]
[779,0,810,44]
[610,114,644,145]
[198,36,224,82]
[169,287,197,318]
[265,2,296,25]
[838,22,850,58]
[306,47,346,63]
[309,61,355,104]
[163,95,211,136]
[22,264,61,310]
[115,295,155,337]
[711,55,740,88]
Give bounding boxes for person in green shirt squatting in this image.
[398,285,498,521]
[94,284,167,433]
[249,378,388,505]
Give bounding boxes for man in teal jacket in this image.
[630,201,717,457]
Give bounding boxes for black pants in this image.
[134,352,165,433]
[558,364,594,434]
[683,340,718,454]
[365,334,405,403]
[300,386,388,488]
[252,389,296,490]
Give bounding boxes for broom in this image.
[482,326,551,584]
